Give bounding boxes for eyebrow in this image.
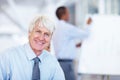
[34,27,51,34]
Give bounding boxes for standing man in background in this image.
[52,6,92,80]
[0,15,65,80]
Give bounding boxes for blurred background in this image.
[0,0,120,80]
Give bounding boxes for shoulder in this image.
[0,44,25,59]
[62,21,78,30]
[42,50,58,64]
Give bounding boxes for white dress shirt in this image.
[0,43,65,80]
[52,20,91,59]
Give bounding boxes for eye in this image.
[44,33,50,38]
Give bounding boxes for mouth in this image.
[35,39,45,46]
[38,42,44,45]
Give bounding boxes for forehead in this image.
[34,26,51,33]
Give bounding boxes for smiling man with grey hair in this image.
[0,15,65,80]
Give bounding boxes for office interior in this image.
[0,0,120,80]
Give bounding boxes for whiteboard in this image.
[78,15,120,75]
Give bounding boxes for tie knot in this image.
[33,57,40,63]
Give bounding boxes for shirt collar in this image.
[59,20,65,22]
[37,50,48,63]
[25,43,48,63]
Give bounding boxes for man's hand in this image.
[87,17,92,25]
[76,43,82,48]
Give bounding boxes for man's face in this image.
[29,24,52,54]
[65,8,70,21]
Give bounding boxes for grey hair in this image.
[29,15,55,33]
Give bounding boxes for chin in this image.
[32,44,44,51]
[36,46,45,51]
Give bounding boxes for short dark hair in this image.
[56,6,67,20]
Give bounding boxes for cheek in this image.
[46,37,51,42]
[29,34,38,44]
[31,34,39,40]
[45,38,51,46]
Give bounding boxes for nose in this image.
[39,34,44,40]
